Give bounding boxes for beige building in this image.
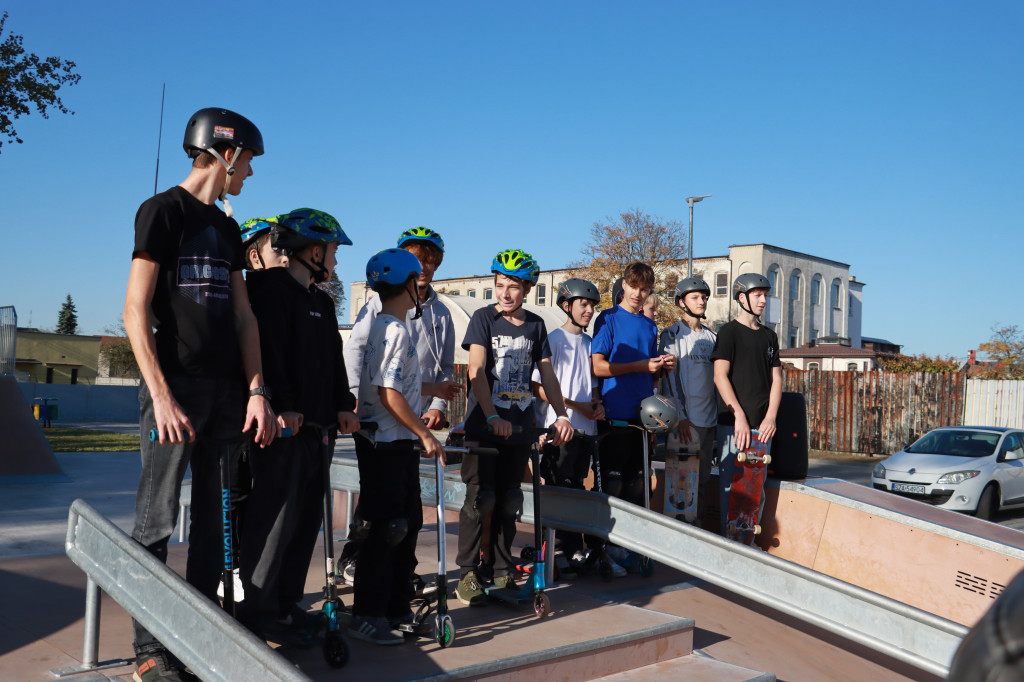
[15,329,101,384]
[349,243,865,351]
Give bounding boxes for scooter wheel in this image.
[639,556,655,578]
[323,631,349,668]
[532,592,551,618]
[434,613,455,648]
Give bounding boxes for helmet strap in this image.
[493,301,523,320]
[565,299,589,332]
[293,252,329,284]
[681,301,706,320]
[408,286,423,320]
[737,293,761,322]
[205,147,238,218]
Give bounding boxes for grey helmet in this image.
[557,277,600,330]
[732,273,771,299]
[674,276,711,319]
[611,277,625,305]
[639,394,679,434]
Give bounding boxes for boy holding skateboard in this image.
[455,249,573,606]
[659,277,718,526]
[352,248,445,645]
[711,273,783,539]
[123,107,276,681]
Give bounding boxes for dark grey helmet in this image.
[674,276,711,304]
[557,278,600,308]
[639,394,679,434]
[733,273,771,300]
[183,107,264,159]
[611,277,625,305]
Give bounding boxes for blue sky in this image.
[1,1,1020,360]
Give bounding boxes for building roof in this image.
[780,346,879,358]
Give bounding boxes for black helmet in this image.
[183,107,264,159]
[556,278,600,308]
[674,276,711,304]
[639,394,679,434]
[611,277,625,305]
[733,273,771,300]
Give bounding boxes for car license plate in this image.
[893,482,926,495]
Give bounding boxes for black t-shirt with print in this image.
[710,319,780,426]
[133,186,244,379]
[462,306,550,444]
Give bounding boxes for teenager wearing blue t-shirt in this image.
[591,262,677,507]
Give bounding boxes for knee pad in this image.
[496,488,524,521]
[603,472,623,498]
[622,477,646,505]
[463,485,495,522]
[384,518,409,548]
[348,515,371,542]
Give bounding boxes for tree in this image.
[977,325,1024,379]
[569,208,688,328]
[99,323,139,379]
[0,12,81,153]
[877,353,960,373]
[56,293,78,334]
[318,269,346,321]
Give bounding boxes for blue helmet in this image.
[491,248,540,284]
[397,226,445,253]
[239,216,277,246]
[366,248,422,291]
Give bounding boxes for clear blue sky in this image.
[1,1,1020,360]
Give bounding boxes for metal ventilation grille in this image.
[955,570,1006,600]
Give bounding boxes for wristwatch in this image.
[249,386,272,399]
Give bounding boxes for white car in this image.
[871,426,1024,520]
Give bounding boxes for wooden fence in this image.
[783,369,967,455]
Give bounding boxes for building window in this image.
[847,362,858,371]
[790,270,801,301]
[484,288,492,300]
[811,277,821,305]
[451,290,460,296]
[71,368,78,385]
[537,284,547,306]
[811,328,819,342]
[715,272,728,296]
[468,290,476,298]
[789,327,798,348]
[808,362,820,371]
[831,280,842,309]
[767,266,780,297]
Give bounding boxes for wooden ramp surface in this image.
[0,377,62,478]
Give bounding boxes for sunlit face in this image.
[226,148,254,195]
[494,273,529,313]
[248,240,289,270]
[323,242,339,274]
[743,288,769,315]
[620,280,650,314]
[564,298,596,326]
[681,291,709,316]
[642,294,659,320]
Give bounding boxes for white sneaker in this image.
[342,560,356,585]
[571,549,590,565]
[216,567,245,602]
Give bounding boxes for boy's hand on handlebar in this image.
[421,409,446,430]
[488,416,512,439]
[337,411,359,435]
[420,432,446,465]
[550,418,574,446]
[152,394,195,444]
[245,394,277,447]
[277,411,303,433]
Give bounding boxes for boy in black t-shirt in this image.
[710,273,782,535]
[454,249,574,607]
[123,108,277,682]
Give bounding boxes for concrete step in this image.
[593,650,775,681]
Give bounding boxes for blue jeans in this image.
[131,376,246,655]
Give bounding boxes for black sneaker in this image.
[133,650,197,682]
[350,616,403,646]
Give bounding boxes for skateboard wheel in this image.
[753,524,762,535]
[533,592,551,618]
[323,631,349,668]
[434,614,455,648]
[763,454,772,464]
[736,452,747,463]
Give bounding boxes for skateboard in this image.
[722,430,771,545]
[663,426,701,524]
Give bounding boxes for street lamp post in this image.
[685,194,711,278]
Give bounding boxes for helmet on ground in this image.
[557,278,600,308]
[733,273,771,300]
[239,217,278,247]
[674,277,711,304]
[397,227,445,253]
[639,394,679,434]
[272,208,352,254]
[366,248,422,290]
[183,108,264,159]
[611,277,625,305]
[491,249,540,284]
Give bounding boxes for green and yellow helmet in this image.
[397,226,445,253]
[491,249,540,284]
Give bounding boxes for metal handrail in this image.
[65,499,309,682]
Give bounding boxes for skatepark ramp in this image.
[0,376,63,478]
[327,458,968,678]
[64,499,308,681]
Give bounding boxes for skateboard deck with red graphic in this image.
[724,432,771,545]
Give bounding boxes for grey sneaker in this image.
[456,571,487,606]
[349,616,403,646]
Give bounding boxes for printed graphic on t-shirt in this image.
[691,337,715,364]
[177,226,234,307]
[491,334,534,410]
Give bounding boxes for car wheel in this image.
[975,484,999,521]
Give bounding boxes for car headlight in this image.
[872,463,886,479]
[936,471,980,485]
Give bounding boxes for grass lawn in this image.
[43,427,140,452]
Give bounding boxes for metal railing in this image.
[0,306,15,377]
[63,499,309,682]
[330,457,967,677]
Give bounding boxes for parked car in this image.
[871,426,1024,520]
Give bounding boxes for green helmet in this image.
[239,216,277,247]
[491,249,540,284]
[272,208,353,252]
[397,226,445,253]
